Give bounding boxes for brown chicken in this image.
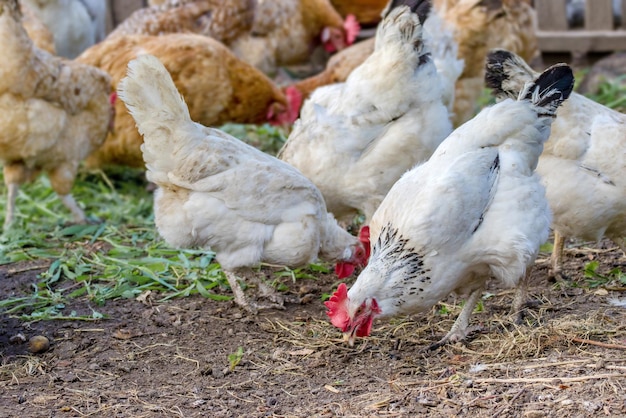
[20,2,55,53]
[0,0,112,228]
[76,33,290,169]
[110,0,360,76]
[435,0,538,126]
[109,0,255,46]
[290,0,537,126]
[330,0,389,26]
[290,39,375,100]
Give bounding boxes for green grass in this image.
[0,124,295,321]
[0,168,233,321]
[583,261,626,288]
[584,75,626,112]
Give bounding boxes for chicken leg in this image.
[3,183,19,228]
[610,236,626,257]
[428,287,483,351]
[510,269,531,324]
[59,194,87,224]
[549,231,566,279]
[223,270,286,315]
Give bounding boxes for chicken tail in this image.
[518,63,574,117]
[118,54,191,140]
[377,0,432,58]
[484,49,537,100]
[382,0,431,23]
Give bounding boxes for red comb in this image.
[343,14,360,45]
[324,283,350,330]
[335,261,355,279]
[285,85,303,123]
[359,225,371,260]
[109,91,118,106]
[355,299,380,337]
[268,86,302,126]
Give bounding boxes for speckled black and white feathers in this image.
[369,223,433,308]
[521,64,574,117]
[372,223,431,279]
[486,49,573,118]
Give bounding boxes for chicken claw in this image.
[224,271,286,314]
[427,288,484,351]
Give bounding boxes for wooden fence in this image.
[535,0,626,53]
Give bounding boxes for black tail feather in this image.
[484,49,518,97]
[524,64,574,115]
[383,0,431,23]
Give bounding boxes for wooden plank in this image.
[535,0,568,31]
[537,30,626,52]
[585,0,613,30]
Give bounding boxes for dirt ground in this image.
[1,241,625,418]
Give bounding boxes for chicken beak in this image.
[343,330,356,347]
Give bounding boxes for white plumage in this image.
[485,49,626,277]
[117,54,368,313]
[325,62,574,347]
[278,0,455,224]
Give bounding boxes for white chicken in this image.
[484,49,626,277]
[20,0,106,58]
[325,62,574,348]
[117,54,369,314]
[278,0,455,226]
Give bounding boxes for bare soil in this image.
[1,241,625,418]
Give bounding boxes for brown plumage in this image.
[434,0,538,125]
[0,0,112,227]
[330,0,389,26]
[110,0,357,75]
[76,33,288,169]
[290,39,375,100]
[19,1,55,53]
[110,0,255,45]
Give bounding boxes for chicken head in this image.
[325,282,381,346]
[335,225,370,278]
[321,14,360,53]
[267,85,303,126]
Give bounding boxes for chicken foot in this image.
[3,184,86,227]
[610,236,626,257]
[224,270,286,315]
[549,231,566,280]
[427,287,484,351]
[3,183,19,228]
[59,194,87,224]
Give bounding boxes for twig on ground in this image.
[490,388,527,418]
[6,264,50,275]
[572,337,626,350]
[472,374,624,384]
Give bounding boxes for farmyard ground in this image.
[1,240,625,418]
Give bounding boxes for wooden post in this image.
[585,0,613,30]
[535,0,568,31]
